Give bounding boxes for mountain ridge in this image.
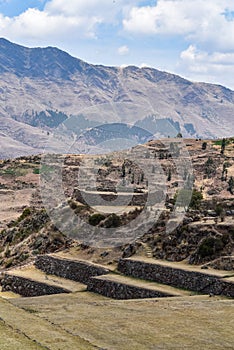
[0,38,234,157]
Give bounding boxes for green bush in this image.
[104,213,121,228]
[174,189,203,210]
[18,208,31,222]
[214,204,224,216]
[189,189,203,209]
[198,237,224,258]
[88,213,106,226]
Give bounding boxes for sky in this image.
[0,0,234,89]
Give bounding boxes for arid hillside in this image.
[0,137,233,270]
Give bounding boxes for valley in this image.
[0,38,233,350]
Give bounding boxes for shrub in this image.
[88,213,106,226]
[189,189,203,209]
[33,168,40,174]
[174,189,203,210]
[104,213,121,228]
[69,201,78,210]
[214,204,224,216]
[198,236,224,258]
[18,208,31,221]
[202,142,207,150]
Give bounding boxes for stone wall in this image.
[1,274,69,297]
[118,259,234,298]
[202,256,234,271]
[35,255,110,284]
[73,188,165,207]
[73,188,147,206]
[87,276,175,299]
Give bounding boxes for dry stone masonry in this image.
[117,258,234,298]
[1,274,69,297]
[35,255,110,284]
[1,255,233,299]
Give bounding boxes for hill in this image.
[1,38,234,157]
[0,137,233,270]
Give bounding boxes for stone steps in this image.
[1,266,87,297]
[2,253,233,299]
[117,257,234,298]
[87,273,191,299]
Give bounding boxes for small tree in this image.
[221,163,228,181]
[104,213,121,228]
[202,142,207,150]
[228,176,234,194]
[189,189,203,209]
[121,163,126,178]
[204,156,215,177]
[167,168,172,181]
[175,188,203,210]
[221,138,226,155]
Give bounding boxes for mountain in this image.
[1,38,234,157]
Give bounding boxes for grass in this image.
[213,137,234,146]
[10,292,234,350]
[0,166,31,177]
[0,321,43,349]
[0,297,95,350]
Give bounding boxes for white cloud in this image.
[0,9,100,42]
[118,45,129,55]
[123,1,196,35]
[0,0,138,43]
[121,0,234,88]
[123,0,234,50]
[179,45,234,88]
[180,45,234,71]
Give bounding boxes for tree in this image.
[121,163,126,178]
[221,138,226,155]
[104,213,121,228]
[167,168,172,181]
[204,156,215,177]
[228,176,234,194]
[189,189,203,209]
[202,142,207,150]
[174,189,203,210]
[221,163,228,181]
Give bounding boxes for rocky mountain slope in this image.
[1,38,234,158]
[0,138,233,270]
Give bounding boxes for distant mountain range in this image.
[0,38,234,158]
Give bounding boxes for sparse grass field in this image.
[3,292,233,350]
[0,321,43,349]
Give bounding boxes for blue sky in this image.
[1,0,234,89]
